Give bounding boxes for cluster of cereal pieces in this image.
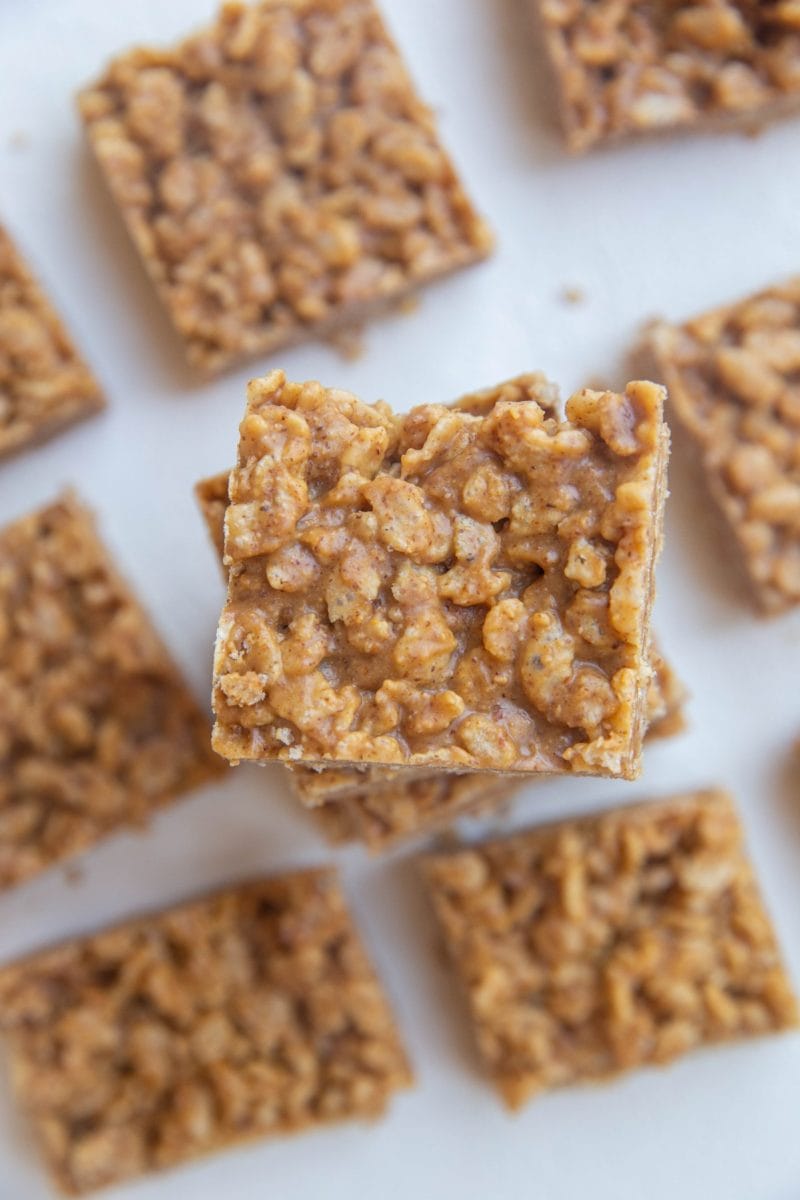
[0,0,799,1193]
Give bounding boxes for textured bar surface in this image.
[212,371,668,777]
[423,790,798,1108]
[537,0,800,153]
[0,869,411,1194]
[0,493,222,889]
[638,278,800,614]
[0,225,104,460]
[78,0,492,374]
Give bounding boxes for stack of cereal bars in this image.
[206,369,672,833]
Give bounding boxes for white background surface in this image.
[0,1,799,1197]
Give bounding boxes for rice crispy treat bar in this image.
[0,869,412,1194]
[78,0,492,376]
[636,278,800,614]
[537,0,800,153]
[0,225,104,460]
[0,493,223,890]
[423,789,799,1109]
[212,371,669,778]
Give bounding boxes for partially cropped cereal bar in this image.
[78,0,492,375]
[637,278,800,614]
[0,870,411,1194]
[423,790,798,1109]
[0,493,222,889]
[212,371,669,778]
[537,1,800,153]
[0,225,104,460]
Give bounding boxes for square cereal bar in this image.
[537,0,800,153]
[636,278,800,614]
[0,869,411,1194]
[78,0,492,375]
[0,225,104,460]
[0,493,223,889]
[212,371,669,778]
[423,789,799,1109]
